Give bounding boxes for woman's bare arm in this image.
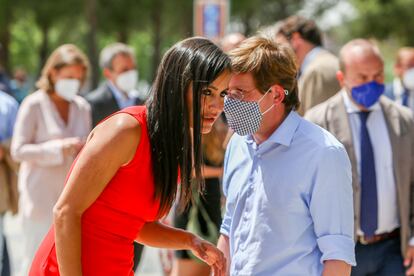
[53,114,141,276]
[137,221,226,275]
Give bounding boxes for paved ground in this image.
[4,214,165,276]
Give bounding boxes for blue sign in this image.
[203,4,220,38]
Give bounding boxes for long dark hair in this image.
[146,37,230,216]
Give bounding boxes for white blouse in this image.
[11,90,92,223]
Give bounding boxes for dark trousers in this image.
[1,236,10,276]
[133,242,144,272]
[351,236,405,276]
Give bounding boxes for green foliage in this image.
[231,0,305,34]
[9,12,42,73]
[350,0,414,45]
[5,0,342,84]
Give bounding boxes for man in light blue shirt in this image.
[218,35,355,275]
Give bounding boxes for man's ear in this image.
[336,70,345,87]
[103,68,112,81]
[290,32,302,48]
[272,84,286,104]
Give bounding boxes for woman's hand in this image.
[62,137,84,156]
[189,236,226,276]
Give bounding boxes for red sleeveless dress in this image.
[29,106,160,276]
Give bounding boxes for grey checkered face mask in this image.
[224,89,274,136]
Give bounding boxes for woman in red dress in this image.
[29,37,231,276]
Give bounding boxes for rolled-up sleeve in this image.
[310,146,356,266]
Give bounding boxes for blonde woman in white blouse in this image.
[11,44,92,275]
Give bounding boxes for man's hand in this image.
[323,260,351,276]
[404,246,414,275]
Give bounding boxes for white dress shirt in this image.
[392,78,414,110]
[342,91,399,236]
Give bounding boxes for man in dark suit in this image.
[384,47,414,111]
[306,39,414,276]
[85,43,144,271]
[85,42,144,127]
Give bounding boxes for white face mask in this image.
[115,70,138,93]
[54,79,80,101]
[403,68,414,91]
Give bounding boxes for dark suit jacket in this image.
[85,82,144,127]
[305,91,414,257]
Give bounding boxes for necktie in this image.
[402,89,409,107]
[359,111,378,237]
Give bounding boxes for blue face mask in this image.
[351,81,384,108]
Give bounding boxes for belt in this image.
[357,228,400,245]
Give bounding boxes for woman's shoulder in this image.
[19,90,44,109]
[96,111,142,139]
[119,105,147,125]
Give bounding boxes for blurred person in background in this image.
[172,116,228,276]
[10,67,31,104]
[0,90,19,276]
[85,43,143,127]
[0,67,11,95]
[276,15,340,115]
[11,44,92,275]
[385,47,414,111]
[220,33,246,54]
[306,39,414,276]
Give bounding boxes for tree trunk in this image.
[85,0,99,90]
[38,24,49,78]
[0,0,12,74]
[117,28,129,44]
[151,0,162,81]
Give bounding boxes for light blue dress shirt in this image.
[107,81,136,109]
[0,90,18,142]
[221,111,356,275]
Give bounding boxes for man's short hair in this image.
[339,39,383,73]
[229,35,300,111]
[99,43,135,69]
[277,15,322,47]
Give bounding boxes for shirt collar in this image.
[341,89,381,114]
[245,111,301,147]
[301,46,322,75]
[393,77,409,96]
[108,81,129,100]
